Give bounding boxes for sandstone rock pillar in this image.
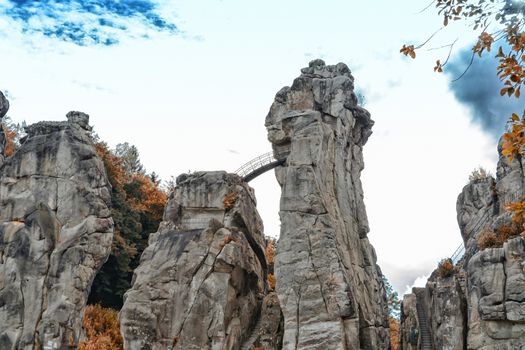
[265,60,389,349]
[120,172,270,350]
[0,112,113,349]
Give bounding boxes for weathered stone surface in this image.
[0,91,8,119]
[0,91,9,167]
[0,112,113,349]
[400,294,419,350]
[266,59,389,349]
[120,171,270,350]
[423,272,467,350]
[403,136,525,350]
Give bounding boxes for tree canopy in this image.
[88,141,167,309]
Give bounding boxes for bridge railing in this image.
[451,243,465,264]
[235,152,284,178]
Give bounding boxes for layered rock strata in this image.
[401,138,525,349]
[120,171,280,350]
[266,59,389,349]
[0,110,113,349]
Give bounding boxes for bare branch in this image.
[442,38,458,66]
[416,0,437,14]
[451,50,476,82]
[415,27,445,49]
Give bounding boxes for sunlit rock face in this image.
[0,111,113,349]
[120,171,282,350]
[265,59,389,349]
[401,137,525,350]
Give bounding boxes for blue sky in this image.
[0,0,504,294]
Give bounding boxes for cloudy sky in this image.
[1,0,519,294]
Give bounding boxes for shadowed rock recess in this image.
[401,137,525,350]
[120,171,283,350]
[0,109,114,349]
[266,60,390,349]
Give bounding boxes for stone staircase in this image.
[416,302,433,350]
[240,314,263,350]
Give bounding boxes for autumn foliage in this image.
[437,258,455,278]
[478,222,523,249]
[265,239,277,290]
[389,317,400,350]
[223,191,238,210]
[89,141,167,309]
[78,305,123,350]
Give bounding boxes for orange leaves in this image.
[389,317,400,350]
[478,222,523,250]
[505,201,525,225]
[400,45,416,59]
[223,191,238,210]
[4,127,17,157]
[127,173,167,222]
[502,113,525,163]
[265,240,275,265]
[437,258,454,278]
[268,273,276,290]
[473,32,494,57]
[434,60,444,73]
[95,142,127,192]
[78,305,123,350]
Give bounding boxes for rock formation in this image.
[0,91,9,167]
[265,59,389,349]
[0,109,113,349]
[120,171,281,350]
[401,138,525,349]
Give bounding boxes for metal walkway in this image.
[235,152,286,182]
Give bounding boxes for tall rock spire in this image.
[266,59,389,349]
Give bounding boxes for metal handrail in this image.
[451,244,465,264]
[235,152,286,180]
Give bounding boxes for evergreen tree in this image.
[383,276,401,319]
[88,141,166,309]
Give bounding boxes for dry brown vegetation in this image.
[478,222,523,250]
[389,317,400,350]
[437,258,455,278]
[78,305,123,350]
[223,191,238,210]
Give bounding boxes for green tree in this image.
[383,276,401,319]
[115,142,145,175]
[88,142,166,309]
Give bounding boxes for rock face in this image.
[401,138,525,350]
[0,91,9,167]
[0,111,113,349]
[265,59,389,349]
[120,171,281,350]
[400,294,419,350]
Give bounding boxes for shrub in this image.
[478,223,522,250]
[437,258,454,278]
[389,317,400,350]
[223,192,238,210]
[78,305,123,350]
[265,240,276,266]
[268,273,276,290]
[469,167,491,182]
[478,229,500,249]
